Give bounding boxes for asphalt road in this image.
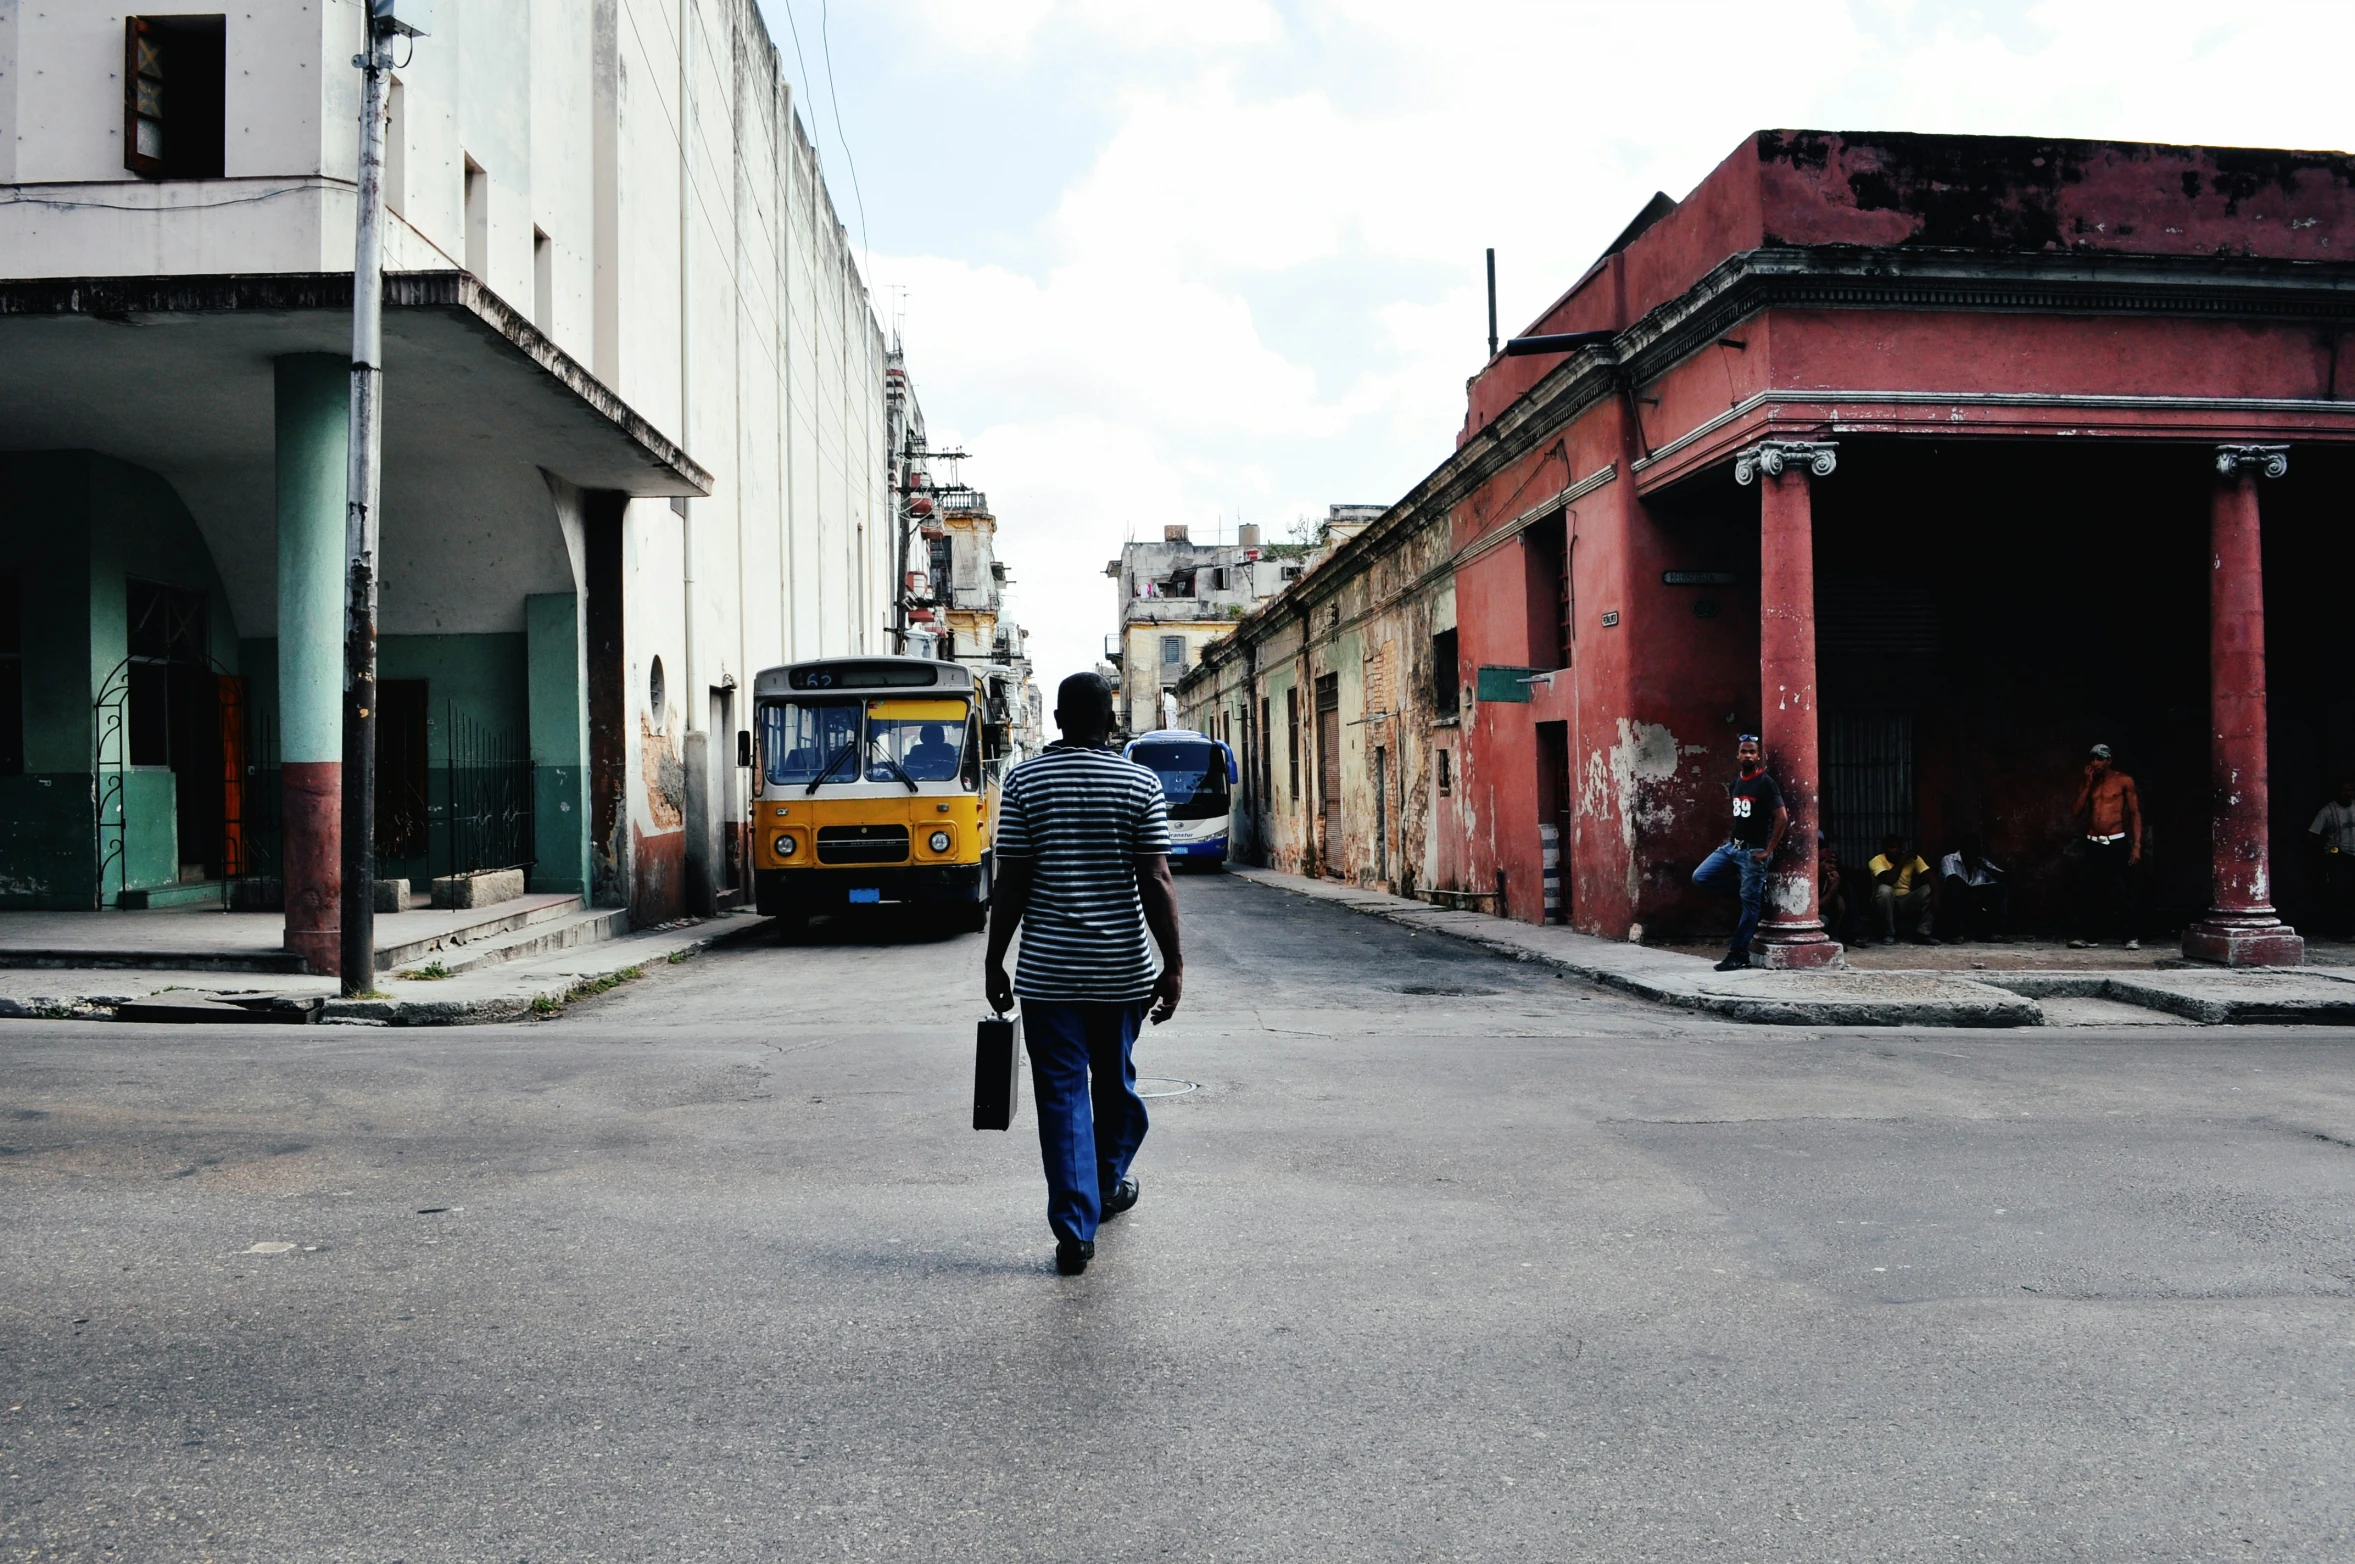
[4,871,2353,1561]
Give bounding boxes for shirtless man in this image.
[2070,743,2142,950]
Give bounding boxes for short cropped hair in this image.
[1055,672,1115,730]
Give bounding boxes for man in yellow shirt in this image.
[1867,833,1936,946]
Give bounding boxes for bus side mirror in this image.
[1226,746,1239,785]
[737,729,752,768]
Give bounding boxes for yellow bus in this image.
[750,656,994,931]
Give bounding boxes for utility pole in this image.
[341,0,429,996]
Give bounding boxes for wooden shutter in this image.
[125,18,166,177]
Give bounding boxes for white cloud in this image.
[860,0,2355,694]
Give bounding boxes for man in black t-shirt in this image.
[1689,733,1788,971]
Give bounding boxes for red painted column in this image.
[281,761,342,974]
[2183,444,2303,967]
[1740,440,1842,969]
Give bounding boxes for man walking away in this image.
[2070,743,2143,950]
[1867,834,1937,946]
[985,673,1184,1276]
[2309,779,2355,940]
[1691,733,1786,972]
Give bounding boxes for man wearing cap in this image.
[1691,733,1786,971]
[2070,743,2143,951]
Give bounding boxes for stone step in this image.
[372,896,588,970]
[117,880,228,910]
[0,944,311,974]
[0,894,588,975]
[388,906,631,979]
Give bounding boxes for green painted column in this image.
[527,591,589,895]
[276,354,348,972]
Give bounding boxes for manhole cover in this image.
[1136,1078,1199,1099]
[1396,984,1501,997]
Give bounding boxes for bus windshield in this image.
[866,699,970,784]
[1130,739,1229,821]
[762,699,860,787]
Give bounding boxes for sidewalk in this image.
[0,910,771,1026]
[1229,868,2355,1028]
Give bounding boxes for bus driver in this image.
[903,722,961,781]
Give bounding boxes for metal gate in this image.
[1821,712,1915,875]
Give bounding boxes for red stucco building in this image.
[1184,130,2355,966]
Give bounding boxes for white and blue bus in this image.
[1124,729,1237,868]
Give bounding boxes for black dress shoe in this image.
[1713,952,1750,972]
[1101,1177,1140,1219]
[1054,1238,1094,1275]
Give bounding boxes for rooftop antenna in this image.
[1486,248,1498,359]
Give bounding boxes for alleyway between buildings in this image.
[5,873,2352,1559]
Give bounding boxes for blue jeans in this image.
[1692,842,1767,953]
[1021,999,1150,1242]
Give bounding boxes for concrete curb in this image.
[1226,867,2044,1028]
[0,913,770,1028]
[1980,968,2355,1026]
[323,913,766,1026]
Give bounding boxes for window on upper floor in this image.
[1432,628,1460,718]
[124,16,226,180]
[1161,636,1184,668]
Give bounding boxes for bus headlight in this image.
[928,829,953,854]
[774,833,798,858]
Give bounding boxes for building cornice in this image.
[0,268,712,494]
[1616,245,2355,393]
[1187,242,2355,690]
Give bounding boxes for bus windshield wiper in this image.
[874,746,920,793]
[805,741,859,795]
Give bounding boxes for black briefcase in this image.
[973,1009,1021,1131]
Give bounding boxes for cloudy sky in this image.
[754,0,2354,693]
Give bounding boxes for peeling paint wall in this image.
[1181,501,1453,896]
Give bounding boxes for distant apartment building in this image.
[1108,521,1321,736]
[901,471,1041,766]
[0,1,910,962]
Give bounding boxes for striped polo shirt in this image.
[994,744,1172,1002]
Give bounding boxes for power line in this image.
[819,0,872,286]
[777,0,871,288]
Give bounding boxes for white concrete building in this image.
[1108,523,1311,737]
[0,0,901,948]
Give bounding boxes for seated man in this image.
[901,722,962,781]
[1867,834,1937,946]
[1937,834,2007,943]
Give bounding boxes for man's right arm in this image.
[983,856,1031,1014]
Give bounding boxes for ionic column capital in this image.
[2214,444,2289,480]
[1735,440,1837,486]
